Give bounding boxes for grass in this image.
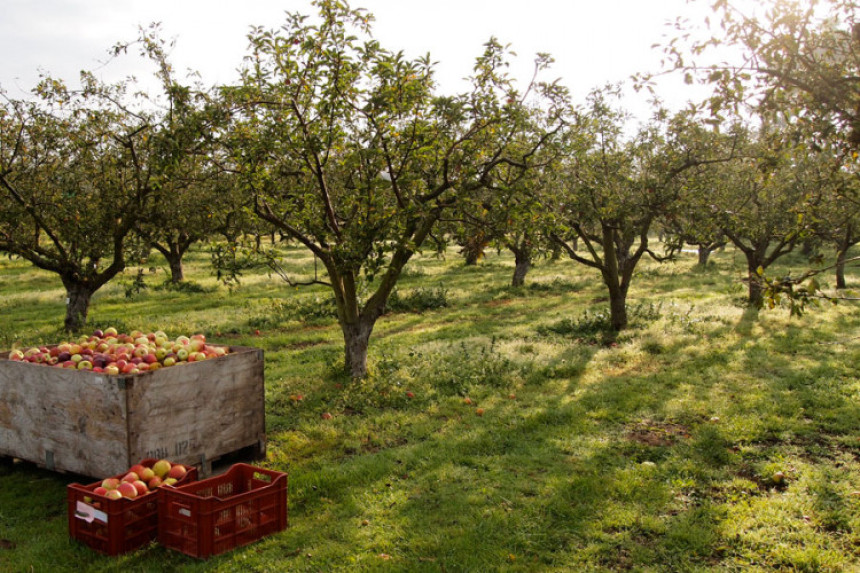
[1,243,860,571]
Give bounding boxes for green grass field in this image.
[2,243,860,572]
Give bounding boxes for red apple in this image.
[117,481,138,499]
[139,467,155,482]
[167,465,187,480]
[93,486,108,497]
[132,480,148,496]
[122,471,139,483]
[147,476,164,489]
[104,489,123,500]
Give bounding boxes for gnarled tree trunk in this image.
[62,279,95,333]
[836,248,847,289]
[510,245,532,287]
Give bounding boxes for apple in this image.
[132,480,148,496]
[77,360,93,370]
[139,467,155,482]
[93,486,108,497]
[162,477,178,487]
[152,459,171,478]
[162,356,176,367]
[176,348,189,361]
[167,465,187,480]
[104,327,118,337]
[129,463,146,475]
[321,412,333,420]
[104,489,123,500]
[176,335,190,345]
[7,349,24,361]
[105,365,120,375]
[122,471,139,483]
[117,481,138,499]
[101,478,121,490]
[147,476,164,489]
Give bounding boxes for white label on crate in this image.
[179,508,192,517]
[75,501,108,524]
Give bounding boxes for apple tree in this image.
[662,0,860,149]
[0,29,220,331]
[224,0,566,377]
[0,74,153,332]
[548,90,734,330]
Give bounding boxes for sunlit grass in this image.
[0,242,859,571]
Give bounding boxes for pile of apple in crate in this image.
[7,327,227,374]
[6,328,287,559]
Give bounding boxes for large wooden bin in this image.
[0,345,265,478]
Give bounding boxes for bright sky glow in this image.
[1,0,725,123]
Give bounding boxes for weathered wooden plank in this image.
[0,360,129,475]
[126,346,265,473]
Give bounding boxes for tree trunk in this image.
[342,317,374,378]
[166,252,185,283]
[607,282,628,331]
[601,225,628,331]
[747,265,764,308]
[511,248,531,287]
[697,246,711,267]
[836,248,847,289]
[63,281,95,333]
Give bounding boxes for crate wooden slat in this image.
[0,345,265,477]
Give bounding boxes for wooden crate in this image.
[0,346,265,478]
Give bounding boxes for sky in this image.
[0,0,723,124]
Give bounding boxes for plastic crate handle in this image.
[75,501,108,524]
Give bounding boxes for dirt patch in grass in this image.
[626,420,691,447]
[485,298,514,307]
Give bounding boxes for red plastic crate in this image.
[158,463,288,559]
[67,458,197,556]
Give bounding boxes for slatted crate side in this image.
[125,346,265,474]
[0,358,131,476]
[158,464,288,559]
